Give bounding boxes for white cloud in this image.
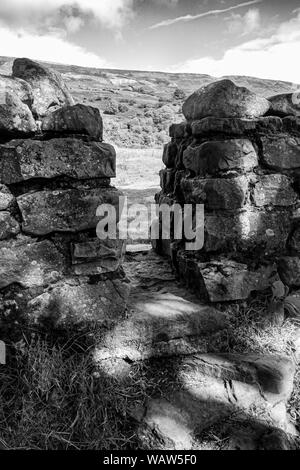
[226,8,261,35]
[0,25,108,68]
[169,11,300,83]
[0,0,135,31]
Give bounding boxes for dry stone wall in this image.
[155,79,300,303]
[0,58,128,334]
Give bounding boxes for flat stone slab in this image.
[135,353,295,449]
[94,290,229,361]
[17,187,122,235]
[0,138,116,183]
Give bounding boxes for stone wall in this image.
[155,79,300,303]
[0,58,128,334]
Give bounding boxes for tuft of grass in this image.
[0,335,153,450]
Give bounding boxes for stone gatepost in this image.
[0,58,128,336]
[155,79,300,303]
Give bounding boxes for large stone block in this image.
[0,237,64,289]
[181,175,248,210]
[27,278,129,329]
[261,135,300,170]
[183,80,270,121]
[253,174,297,207]
[204,210,291,254]
[183,139,258,176]
[0,92,37,135]
[41,104,103,140]
[162,142,178,168]
[0,185,14,210]
[17,187,122,235]
[184,257,277,302]
[0,138,116,184]
[0,212,19,240]
[12,58,74,117]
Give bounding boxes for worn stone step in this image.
[133,353,296,450]
[94,291,229,362]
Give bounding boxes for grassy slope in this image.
[0,56,299,148]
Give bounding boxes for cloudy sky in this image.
[0,0,299,82]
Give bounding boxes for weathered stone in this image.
[0,185,14,210]
[261,135,300,170]
[0,212,19,240]
[0,138,116,183]
[183,80,270,121]
[278,257,300,287]
[0,74,33,108]
[169,122,187,139]
[253,174,297,207]
[27,278,129,329]
[192,117,257,136]
[17,187,122,235]
[136,353,294,449]
[162,142,178,168]
[183,139,258,176]
[185,257,277,302]
[0,92,36,135]
[71,238,124,275]
[181,175,248,210]
[268,93,300,117]
[204,210,291,254]
[94,291,228,362]
[0,237,64,289]
[282,116,300,133]
[41,104,103,140]
[159,169,176,194]
[12,58,74,117]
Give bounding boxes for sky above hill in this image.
[0,0,299,82]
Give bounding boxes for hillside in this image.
[0,56,298,148]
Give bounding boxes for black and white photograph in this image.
[0,0,299,456]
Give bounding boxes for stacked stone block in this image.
[155,79,300,302]
[0,58,128,332]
